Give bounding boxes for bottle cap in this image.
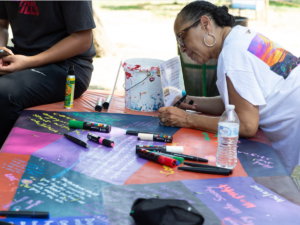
[182,90,186,96]
[69,120,84,129]
[226,105,235,110]
[68,65,75,75]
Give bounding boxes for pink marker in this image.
[87,133,114,148]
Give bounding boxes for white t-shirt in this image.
[216,25,300,174]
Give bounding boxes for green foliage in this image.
[270,1,300,8]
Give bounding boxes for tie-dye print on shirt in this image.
[248,33,300,79]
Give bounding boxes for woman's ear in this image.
[200,15,212,33]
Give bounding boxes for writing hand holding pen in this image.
[173,95,197,110]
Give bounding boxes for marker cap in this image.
[158,155,177,168]
[69,120,84,129]
[173,156,184,164]
[166,146,184,154]
[138,133,153,141]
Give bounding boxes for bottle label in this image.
[218,123,239,137]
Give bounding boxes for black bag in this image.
[130,198,204,225]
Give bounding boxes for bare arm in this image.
[0,29,93,74]
[226,76,259,138]
[159,76,259,138]
[0,19,9,47]
[186,95,225,115]
[28,29,93,68]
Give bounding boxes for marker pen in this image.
[0,220,13,225]
[103,95,112,109]
[178,167,230,176]
[136,145,183,153]
[150,150,208,163]
[87,133,114,147]
[126,130,159,136]
[173,94,187,107]
[95,97,105,112]
[138,133,173,143]
[64,134,90,148]
[136,149,177,168]
[150,151,184,165]
[0,211,49,219]
[69,120,111,133]
[184,162,232,174]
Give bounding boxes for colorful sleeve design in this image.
[247,33,300,79]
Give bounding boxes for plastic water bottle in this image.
[216,105,240,169]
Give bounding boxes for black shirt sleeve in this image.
[0,2,8,20]
[60,1,96,34]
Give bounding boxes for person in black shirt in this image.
[0,1,96,147]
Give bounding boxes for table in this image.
[1,90,300,225]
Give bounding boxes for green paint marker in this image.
[69,120,111,133]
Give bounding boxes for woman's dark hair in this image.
[178,1,235,28]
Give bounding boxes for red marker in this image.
[136,149,177,168]
[87,133,114,148]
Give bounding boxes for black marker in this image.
[64,134,90,148]
[95,97,104,112]
[150,150,208,162]
[103,95,112,109]
[87,133,114,147]
[0,221,13,225]
[0,211,49,219]
[69,120,111,133]
[178,167,230,176]
[126,130,159,136]
[184,162,232,174]
[138,133,173,143]
[173,95,187,107]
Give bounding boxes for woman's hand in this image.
[158,106,192,128]
[0,55,32,75]
[173,95,197,110]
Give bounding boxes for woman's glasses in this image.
[176,19,200,48]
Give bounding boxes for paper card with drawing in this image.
[159,56,185,107]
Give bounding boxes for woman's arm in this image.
[158,76,259,138]
[0,29,93,74]
[182,95,225,115]
[226,76,259,138]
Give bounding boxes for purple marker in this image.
[87,133,114,147]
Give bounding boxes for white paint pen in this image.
[137,133,173,143]
[136,145,183,153]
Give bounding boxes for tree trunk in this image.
[92,7,116,58]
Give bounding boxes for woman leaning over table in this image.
[158,1,300,174]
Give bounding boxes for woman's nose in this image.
[179,45,186,53]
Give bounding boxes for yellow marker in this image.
[64,65,75,109]
[40,178,45,181]
[152,194,159,198]
[58,159,61,162]
[32,135,39,137]
[71,198,80,202]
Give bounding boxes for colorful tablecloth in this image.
[1,91,300,225]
